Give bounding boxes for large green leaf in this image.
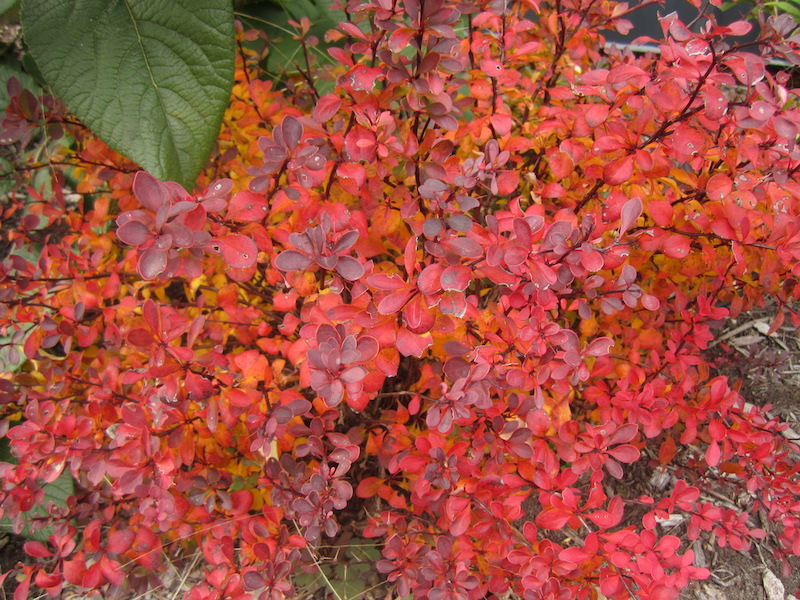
[21,0,235,189]
[0,0,19,17]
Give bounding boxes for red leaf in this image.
[327,47,354,66]
[404,236,417,277]
[367,273,408,291]
[725,53,765,86]
[209,235,258,269]
[281,115,303,150]
[702,85,728,120]
[647,199,673,227]
[536,508,572,530]
[357,336,379,361]
[388,27,415,53]
[548,149,574,180]
[13,573,31,600]
[337,162,366,190]
[672,124,704,159]
[603,154,634,186]
[227,191,268,222]
[62,557,89,586]
[496,170,520,195]
[560,546,593,563]
[440,264,471,292]
[607,444,640,464]
[100,555,125,586]
[403,294,436,334]
[347,390,370,411]
[584,104,609,127]
[480,59,505,78]
[230,490,254,515]
[608,423,638,445]
[449,506,471,537]
[356,476,383,498]
[658,437,677,465]
[705,173,732,201]
[23,541,52,558]
[225,388,254,408]
[127,328,155,347]
[374,348,399,377]
[641,293,660,311]
[378,289,414,315]
[769,308,785,335]
[491,113,513,136]
[606,64,649,87]
[313,94,342,122]
[584,336,614,357]
[396,328,432,358]
[34,570,62,590]
[706,441,721,467]
[417,263,444,294]
[108,530,135,553]
[662,234,691,259]
[710,218,737,240]
[344,65,384,91]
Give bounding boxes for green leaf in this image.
[0,0,18,17]
[0,437,75,541]
[237,0,342,80]
[766,1,800,20]
[21,0,235,189]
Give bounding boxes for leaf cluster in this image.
[1,1,800,600]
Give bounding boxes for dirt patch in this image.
[696,302,800,600]
[684,544,800,600]
[0,531,28,597]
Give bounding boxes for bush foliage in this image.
[2,0,800,599]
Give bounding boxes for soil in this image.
[0,531,27,597]
[688,303,800,600]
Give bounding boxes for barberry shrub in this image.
[2,1,800,599]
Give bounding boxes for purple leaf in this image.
[162,222,194,248]
[619,197,643,236]
[332,230,359,253]
[192,231,212,247]
[334,256,365,281]
[117,220,151,246]
[442,237,483,258]
[138,247,168,279]
[201,179,233,201]
[281,116,303,150]
[132,171,166,211]
[340,366,367,384]
[356,336,379,361]
[275,250,313,272]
